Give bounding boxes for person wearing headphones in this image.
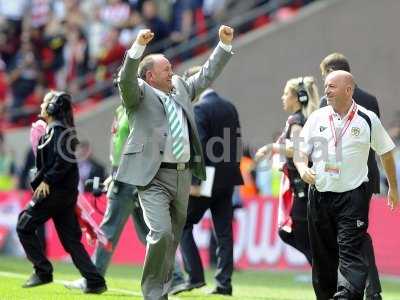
[16,91,107,294]
[255,77,319,264]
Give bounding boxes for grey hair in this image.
[138,54,165,80]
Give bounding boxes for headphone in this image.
[46,92,71,116]
[296,78,309,105]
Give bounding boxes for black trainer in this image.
[333,288,362,300]
[209,286,232,296]
[83,284,107,294]
[366,293,382,300]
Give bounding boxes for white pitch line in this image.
[0,271,26,279]
[0,271,181,299]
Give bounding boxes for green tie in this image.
[164,95,184,160]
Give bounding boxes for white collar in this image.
[152,86,176,99]
[331,100,356,120]
[201,88,214,98]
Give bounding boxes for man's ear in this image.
[145,70,152,82]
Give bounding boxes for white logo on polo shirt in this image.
[356,220,365,228]
[351,127,360,136]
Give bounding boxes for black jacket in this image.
[320,85,380,193]
[31,121,79,192]
[193,90,243,189]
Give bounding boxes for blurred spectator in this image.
[0,19,23,70]
[43,21,66,89]
[141,0,170,51]
[63,0,86,29]
[0,132,17,191]
[8,41,39,122]
[97,27,125,68]
[170,0,194,45]
[0,0,29,23]
[76,140,106,193]
[99,0,131,28]
[60,26,89,94]
[28,26,58,88]
[96,27,126,95]
[202,0,227,24]
[86,5,109,65]
[152,0,172,22]
[28,0,52,29]
[119,10,145,48]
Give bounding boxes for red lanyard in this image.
[329,103,357,147]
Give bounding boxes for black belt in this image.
[160,162,189,171]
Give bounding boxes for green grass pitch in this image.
[1,256,400,299]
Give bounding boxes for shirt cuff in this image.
[127,42,146,59]
[218,41,232,52]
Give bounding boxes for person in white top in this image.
[295,70,398,300]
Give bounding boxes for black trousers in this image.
[363,234,382,297]
[308,183,372,300]
[278,192,312,265]
[363,184,382,298]
[180,187,234,289]
[16,190,105,288]
[279,219,312,265]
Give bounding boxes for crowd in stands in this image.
[0,0,316,128]
[1,0,398,199]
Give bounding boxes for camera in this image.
[85,177,106,197]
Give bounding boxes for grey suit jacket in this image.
[115,45,233,187]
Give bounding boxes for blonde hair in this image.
[43,90,55,103]
[286,76,319,118]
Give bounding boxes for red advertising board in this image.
[0,191,399,275]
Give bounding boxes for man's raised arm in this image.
[117,29,154,111]
[185,25,234,101]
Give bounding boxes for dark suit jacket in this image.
[320,85,381,193]
[193,89,243,190]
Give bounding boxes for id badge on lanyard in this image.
[325,103,357,180]
[324,155,341,180]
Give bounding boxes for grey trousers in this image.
[93,180,148,276]
[138,167,191,300]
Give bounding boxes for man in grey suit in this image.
[116,26,234,300]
